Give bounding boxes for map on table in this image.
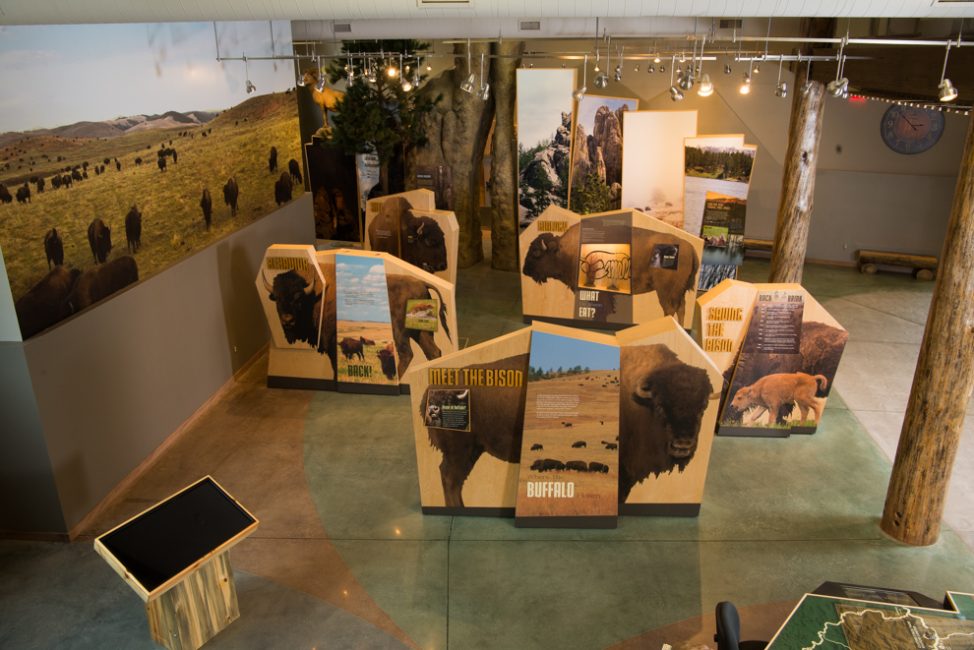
[767,592,974,649]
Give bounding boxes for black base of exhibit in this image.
[421,506,515,517]
[620,503,701,517]
[789,426,817,435]
[267,376,337,391]
[717,426,791,439]
[336,382,401,396]
[399,383,410,395]
[515,516,617,529]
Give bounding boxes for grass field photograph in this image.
[516,331,620,519]
[0,21,302,338]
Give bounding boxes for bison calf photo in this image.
[730,372,827,427]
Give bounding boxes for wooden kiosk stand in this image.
[93,477,259,650]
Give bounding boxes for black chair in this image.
[714,601,769,650]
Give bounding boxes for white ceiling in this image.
[0,0,973,25]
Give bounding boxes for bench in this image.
[856,249,938,280]
[742,237,773,258]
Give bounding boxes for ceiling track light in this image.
[573,53,588,102]
[478,52,490,100]
[314,55,325,92]
[827,31,850,98]
[775,57,788,98]
[460,38,476,94]
[669,56,684,102]
[739,59,752,95]
[243,54,256,94]
[614,45,624,82]
[938,41,959,102]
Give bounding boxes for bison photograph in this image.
[67,256,139,312]
[14,266,81,338]
[522,221,699,324]
[261,266,329,360]
[619,344,717,504]
[87,218,112,264]
[368,196,449,275]
[730,372,827,427]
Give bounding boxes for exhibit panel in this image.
[516,68,577,227]
[620,110,698,228]
[257,244,335,389]
[403,327,532,514]
[515,322,621,529]
[568,95,639,214]
[694,278,759,385]
[701,282,849,437]
[519,206,703,330]
[318,248,458,391]
[615,317,723,516]
[363,190,459,284]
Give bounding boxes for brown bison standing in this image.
[44,228,64,268]
[125,206,142,253]
[223,176,239,217]
[275,171,293,205]
[619,344,716,503]
[269,146,278,173]
[67,256,139,312]
[421,354,529,508]
[731,372,827,426]
[87,218,112,264]
[15,266,81,338]
[261,267,335,369]
[0,183,11,204]
[377,343,396,380]
[522,223,699,323]
[339,336,366,361]
[200,188,213,230]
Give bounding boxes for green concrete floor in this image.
[2,258,972,650]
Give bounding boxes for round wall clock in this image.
[880,105,945,154]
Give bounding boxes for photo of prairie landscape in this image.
[0,21,302,338]
[516,331,620,522]
[335,255,398,385]
[682,136,755,236]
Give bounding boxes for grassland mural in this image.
[0,21,303,338]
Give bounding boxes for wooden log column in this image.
[489,40,523,271]
[881,115,974,546]
[768,75,826,284]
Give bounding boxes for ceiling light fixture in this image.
[669,56,684,101]
[614,46,623,82]
[243,55,256,94]
[775,57,788,98]
[460,39,476,94]
[827,31,849,97]
[478,52,490,100]
[937,41,959,102]
[739,59,752,95]
[314,56,326,92]
[573,54,588,101]
[698,73,714,97]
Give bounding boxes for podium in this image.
[94,476,259,650]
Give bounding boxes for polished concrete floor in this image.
[2,258,973,650]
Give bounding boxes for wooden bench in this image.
[856,249,938,280]
[743,237,773,258]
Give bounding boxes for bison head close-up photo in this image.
[401,212,447,274]
[262,268,323,349]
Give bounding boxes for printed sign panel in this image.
[568,95,639,214]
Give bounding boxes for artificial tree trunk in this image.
[769,73,825,284]
[407,42,495,268]
[881,115,974,546]
[487,40,524,271]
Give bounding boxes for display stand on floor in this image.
[93,476,258,650]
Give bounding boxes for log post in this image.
[768,74,825,284]
[489,40,523,271]
[881,115,974,546]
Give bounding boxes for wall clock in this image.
[880,105,945,155]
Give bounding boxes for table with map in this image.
[767,591,974,649]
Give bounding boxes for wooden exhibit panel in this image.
[316,249,458,393]
[766,590,974,649]
[93,477,258,650]
[519,206,703,330]
[620,110,698,229]
[403,328,532,515]
[515,322,621,529]
[704,282,848,437]
[256,245,335,389]
[615,317,723,516]
[364,191,460,284]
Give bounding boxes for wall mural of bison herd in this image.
[405,317,725,526]
[0,21,303,340]
[257,244,457,393]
